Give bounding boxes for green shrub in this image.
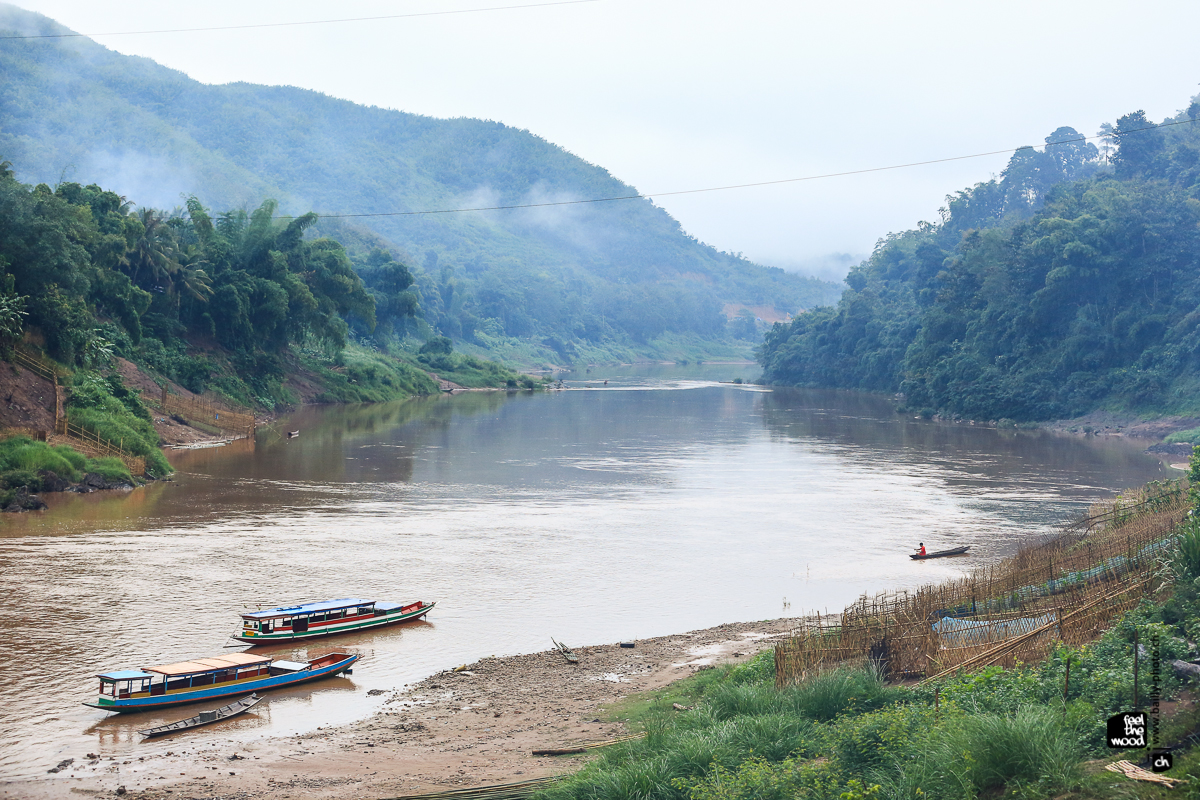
[724,650,773,686]
[0,437,83,482]
[1171,518,1200,582]
[1165,426,1200,444]
[832,704,935,771]
[1,468,40,490]
[951,706,1084,796]
[674,756,843,800]
[53,445,87,472]
[86,457,133,485]
[419,336,453,355]
[722,713,824,762]
[788,666,899,721]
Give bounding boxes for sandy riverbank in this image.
[6,618,799,800]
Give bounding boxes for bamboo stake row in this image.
[776,485,1187,686]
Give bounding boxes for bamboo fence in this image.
[0,426,47,442]
[153,388,255,437]
[53,418,146,476]
[775,482,1189,686]
[11,346,57,383]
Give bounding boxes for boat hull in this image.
[232,602,434,644]
[85,654,357,713]
[139,694,264,737]
[910,546,971,560]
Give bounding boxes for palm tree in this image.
[123,208,179,290]
[171,248,214,303]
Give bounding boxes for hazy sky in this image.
[8,0,1200,277]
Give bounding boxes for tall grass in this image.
[1171,518,1200,581]
[540,665,878,800]
[705,666,897,723]
[539,658,1096,800]
[867,706,1084,799]
[0,436,133,489]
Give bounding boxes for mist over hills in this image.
[0,4,841,363]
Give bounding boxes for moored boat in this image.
[84,651,357,713]
[232,598,434,643]
[910,545,971,560]
[138,693,264,737]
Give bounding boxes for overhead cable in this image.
[0,0,601,40]
[310,116,1199,219]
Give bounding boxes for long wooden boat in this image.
[84,651,357,714]
[232,597,434,643]
[138,693,263,737]
[910,545,971,560]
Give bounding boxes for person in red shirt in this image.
[916,543,926,556]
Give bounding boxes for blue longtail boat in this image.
[84,651,357,713]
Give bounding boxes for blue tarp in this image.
[933,612,1057,647]
[241,598,373,619]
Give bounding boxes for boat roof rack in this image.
[240,598,373,620]
[146,653,271,677]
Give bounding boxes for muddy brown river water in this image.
[0,365,1175,780]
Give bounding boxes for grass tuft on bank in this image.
[0,436,135,504]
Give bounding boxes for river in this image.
[0,365,1175,779]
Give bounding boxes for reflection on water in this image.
[0,366,1172,778]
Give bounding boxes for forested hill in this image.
[759,99,1200,422]
[0,5,839,362]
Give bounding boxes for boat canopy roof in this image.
[98,669,154,682]
[240,598,373,620]
[146,653,271,677]
[374,601,405,612]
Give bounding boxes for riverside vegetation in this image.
[0,157,539,495]
[537,474,1200,800]
[759,91,1200,424]
[0,435,135,508]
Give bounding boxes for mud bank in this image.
[6,618,799,800]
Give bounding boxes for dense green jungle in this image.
[0,155,543,406]
[0,4,840,367]
[759,96,1200,423]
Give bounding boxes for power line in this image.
[0,0,601,40]
[310,116,1197,220]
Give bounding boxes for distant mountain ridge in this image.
[0,4,841,362]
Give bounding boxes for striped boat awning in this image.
[147,653,272,677]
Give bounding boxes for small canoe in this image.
[139,693,263,737]
[911,545,970,560]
